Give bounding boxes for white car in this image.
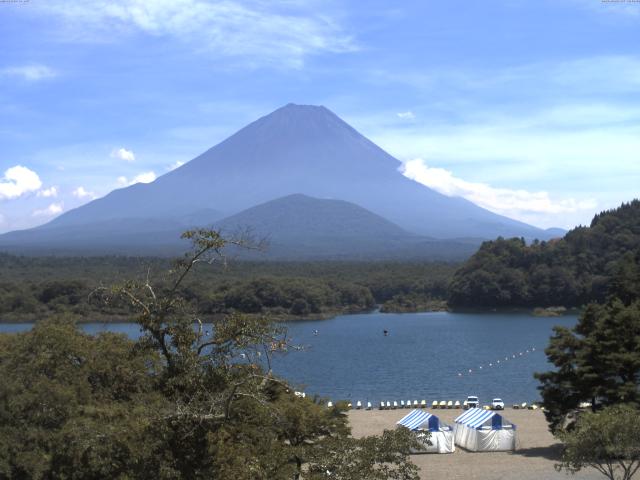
[466,396,479,409]
[492,398,505,410]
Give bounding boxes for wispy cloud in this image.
[353,57,640,223]
[37,186,58,198]
[368,55,640,99]
[397,111,415,120]
[34,0,356,68]
[0,166,42,200]
[167,160,185,171]
[32,202,64,217]
[0,64,57,81]
[111,147,136,162]
[117,171,156,186]
[402,159,597,227]
[72,186,96,199]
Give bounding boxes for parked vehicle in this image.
[466,396,479,409]
[492,398,505,410]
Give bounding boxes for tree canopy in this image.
[557,405,640,480]
[0,254,457,323]
[449,200,640,308]
[0,229,420,479]
[535,297,640,432]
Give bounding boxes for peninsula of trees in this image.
[448,200,640,309]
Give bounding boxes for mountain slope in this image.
[0,103,556,256]
[38,104,550,239]
[215,193,410,240]
[212,194,477,260]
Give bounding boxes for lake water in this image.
[0,311,577,405]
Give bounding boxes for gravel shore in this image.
[348,408,602,480]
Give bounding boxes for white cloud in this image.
[117,171,156,186]
[72,186,96,199]
[397,111,415,120]
[401,159,597,226]
[37,186,58,198]
[167,160,185,171]
[32,202,64,217]
[111,147,136,162]
[0,165,43,200]
[0,64,57,81]
[35,0,356,68]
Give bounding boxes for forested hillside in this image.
[0,256,456,322]
[448,200,640,308]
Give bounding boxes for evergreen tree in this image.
[536,298,640,432]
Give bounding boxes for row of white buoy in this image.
[457,347,537,377]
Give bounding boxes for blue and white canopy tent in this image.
[397,409,455,453]
[453,408,516,451]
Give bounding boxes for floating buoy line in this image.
[456,347,537,377]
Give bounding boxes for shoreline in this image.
[0,304,581,325]
[348,408,600,480]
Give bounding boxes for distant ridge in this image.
[215,193,410,240]
[212,194,477,260]
[0,103,558,257]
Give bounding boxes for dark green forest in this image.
[0,230,421,479]
[448,200,640,309]
[3,201,640,320]
[0,255,456,322]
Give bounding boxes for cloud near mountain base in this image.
[401,159,597,228]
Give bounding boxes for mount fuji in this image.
[0,104,559,258]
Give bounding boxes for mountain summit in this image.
[0,103,556,256]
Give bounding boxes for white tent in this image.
[397,409,455,454]
[453,408,516,452]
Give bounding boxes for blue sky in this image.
[1,0,639,233]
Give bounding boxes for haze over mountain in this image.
[0,103,561,257]
[213,194,478,260]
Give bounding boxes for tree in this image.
[556,405,640,480]
[449,200,640,309]
[0,229,420,479]
[536,299,640,432]
[0,317,162,479]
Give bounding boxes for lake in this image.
[0,311,577,405]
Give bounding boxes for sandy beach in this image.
[348,408,602,480]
